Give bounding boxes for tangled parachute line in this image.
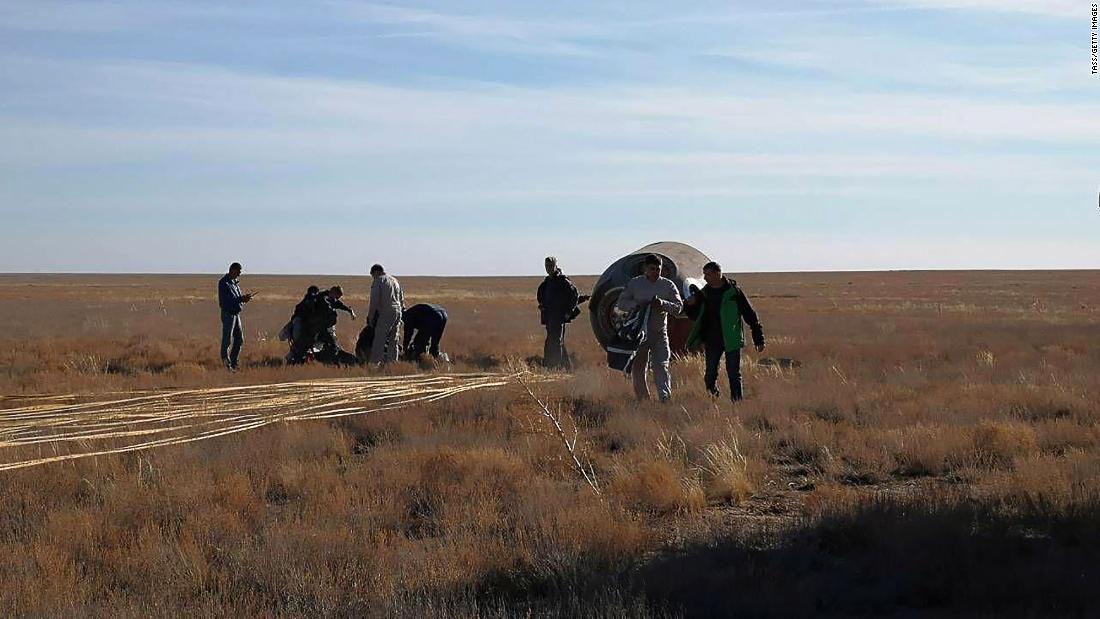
[0,372,539,472]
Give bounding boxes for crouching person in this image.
[402,303,448,362]
[684,262,765,401]
[312,286,358,365]
[287,285,358,366]
[283,285,320,363]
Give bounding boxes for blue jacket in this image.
[403,303,448,332]
[218,274,244,315]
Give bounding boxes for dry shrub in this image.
[512,486,650,579]
[890,424,972,477]
[595,411,663,455]
[802,482,863,515]
[129,338,183,369]
[982,450,1100,514]
[969,420,1038,469]
[988,454,1074,513]
[773,420,836,473]
[1035,418,1097,455]
[612,460,705,514]
[62,352,106,375]
[697,436,755,504]
[825,427,893,485]
[1002,392,1081,423]
[167,361,206,379]
[402,446,531,537]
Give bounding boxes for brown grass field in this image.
[0,270,1098,617]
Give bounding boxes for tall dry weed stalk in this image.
[514,373,601,496]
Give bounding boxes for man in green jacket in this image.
[684,262,765,401]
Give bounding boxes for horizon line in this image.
[2,267,1099,278]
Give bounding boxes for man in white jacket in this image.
[367,263,404,364]
[614,254,683,401]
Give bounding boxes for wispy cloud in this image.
[0,0,251,32]
[703,34,1082,94]
[868,0,1079,18]
[327,1,618,57]
[3,59,1098,171]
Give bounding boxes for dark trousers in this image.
[407,317,447,359]
[408,329,441,358]
[704,340,743,401]
[543,321,569,369]
[220,311,243,369]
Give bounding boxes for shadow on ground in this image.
[444,498,1099,618]
[632,498,1098,618]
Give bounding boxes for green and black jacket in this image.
[684,278,765,352]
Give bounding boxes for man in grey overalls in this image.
[614,254,683,401]
[367,263,404,364]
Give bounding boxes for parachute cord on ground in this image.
[0,371,559,472]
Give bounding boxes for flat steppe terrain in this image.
[0,271,1098,617]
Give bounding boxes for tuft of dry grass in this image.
[612,460,706,515]
[696,434,755,504]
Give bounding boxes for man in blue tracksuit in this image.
[217,262,253,371]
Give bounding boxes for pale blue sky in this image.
[0,0,1096,275]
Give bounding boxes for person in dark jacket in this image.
[290,286,357,365]
[284,285,320,363]
[294,285,321,318]
[217,262,253,371]
[402,303,449,361]
[684,262,765,401]
[537,256,580,370]
[313,286,357,364]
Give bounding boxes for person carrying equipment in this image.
[402,303,449,361]
[613,254,683,401]
[606,303,650,375]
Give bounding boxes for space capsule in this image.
[588,241,711,353]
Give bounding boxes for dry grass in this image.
[0,270,1098,616]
